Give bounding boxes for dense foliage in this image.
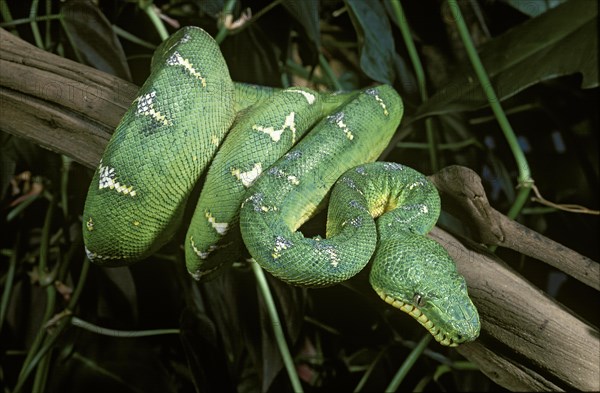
[0,0,597,392]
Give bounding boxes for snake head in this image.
[370,234,480,346]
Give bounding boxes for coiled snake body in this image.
[83,27,479,346]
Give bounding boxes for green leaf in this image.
[413,0,598,119]
[344,0,396,84]
[282,0,321,48]
[503,0,568,17]
[60,0,132,81]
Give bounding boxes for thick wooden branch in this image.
[430,228,598,391]
[0,27,136,168]
[429,166,600,291]
[1,28,598,391]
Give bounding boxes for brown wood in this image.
[431,228,599,391]
[429,165,600,291]
[0,27,137,168]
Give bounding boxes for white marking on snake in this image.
[366,88,389,116]
[231,162,262,187]
[204,211,228,235]
[179,32,192,44]
[284,150,302,160]
[165,32,192,53]
[190,237,222,259]
[325,246,340,267]
[383,162,403,171]
[188,262,221,281]
[97,161,136,196]
[355,166,367,175]
[285,89,316,105]
[408,180,425,190]
[166,51,207,87]
[84,247,95,261]
[86,217,94,231]
[211,134,220,147]
[267,167,300,186]
[272,236,293,259]
[244,192,276,213]
[85,247,121,262]
[136,91,171,126]
[328,112,353,140]
[374,95,389,116]
[391,204,429,226]
[190,236,211,259]
[252,112,297,143]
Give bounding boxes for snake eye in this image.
[413,293,426,307]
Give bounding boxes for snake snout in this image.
[452,321,480,344]
[447,299,480,345]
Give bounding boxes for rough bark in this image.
[429,166,599,291]
[0,27,135,168]
[430,228,598,391]
[1,27,598,392]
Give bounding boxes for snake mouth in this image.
[375,289,460,347]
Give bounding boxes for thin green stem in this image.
[0,14,62,28]
[142,3,169,41]
[7,193,41,222]
[214,0,238,44]
[390,0,438,171]
[67,256,90,310]
[389,0,426,97]
[19,194,56,380]
[0,0,19,35]
[29,0,43,48]
[507,186,532,220]
[112,25,157,50]
[285,59,330,86]
[13,257,90,393]
[450,360,480,370]
[385,334,431,391]
[44,0,51,49]
[0,233,19,336]
[353,345,390,392]
[398,138,481,151]
[70,317,179,337]
[318,53,342,91]
[32,353,51,393]
[16,284,56,382]
[469,103,539,125]
[38,196,55,284]
[250,259,304,393]
[15,195,62,391]
[13,305,62,393]
[447,0,533,218]
[425,119,438,171]
[220,0,284,38]
[281,66,291,88]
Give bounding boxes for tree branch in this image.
[1,27,598,391]
[0,27,136,168]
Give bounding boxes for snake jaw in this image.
[375,289,463,347]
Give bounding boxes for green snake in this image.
[83,26,480,346]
